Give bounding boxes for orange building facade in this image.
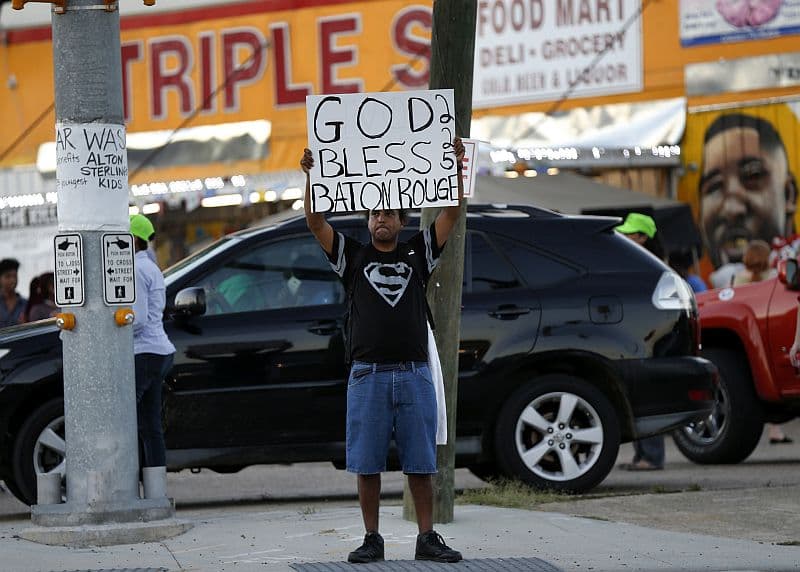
[0,0,799,276]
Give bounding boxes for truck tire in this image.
[11,399,66,506]
[673,347,763,464]
[494,374,620,493]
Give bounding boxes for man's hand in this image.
[302,148,334,255]
[791,340,800,368]
[453,137,465,171]
[301,148,314,175]
[433,137,466,249]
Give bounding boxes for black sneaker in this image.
[347,531,384,563]
[415,530,462,563]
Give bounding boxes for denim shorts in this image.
[346,360,437,475]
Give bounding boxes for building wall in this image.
[2,0,800,281]
[2,0,799,179]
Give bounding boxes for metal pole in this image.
[30,0,172,527]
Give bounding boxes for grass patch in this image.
[775,540,800,546]
[651,485,699,495]
[455,478,704,510]
[456,479,567,509]
[299,506,317,515]
[580,515,610,522]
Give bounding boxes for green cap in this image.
[130,214,155,241]
[616,212,656,239]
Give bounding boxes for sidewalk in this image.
[2,500,799,571]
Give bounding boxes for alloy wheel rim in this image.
[680,380,729,445]
[32,415,66,479]
[514,391,604,482]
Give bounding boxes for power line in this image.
[0,101,54,164]
[531,0,655,130]
[0,42,269,177]
[129,40,269,180]
[2,2,652,172]
[381,0,652,137]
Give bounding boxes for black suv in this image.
[0,205,715,505]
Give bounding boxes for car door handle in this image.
[488,305,531,320]
[308,320,339,335]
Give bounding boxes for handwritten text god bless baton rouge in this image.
[305,90,460,213]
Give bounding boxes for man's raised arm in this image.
[301,148,335,255]
[434,137,466,249]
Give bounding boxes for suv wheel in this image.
[673,347,763,464]
[494,374,620,493]
[11,399,66,506]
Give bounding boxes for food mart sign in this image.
[472,0,643,108]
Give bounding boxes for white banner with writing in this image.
[473,0,642,108]
[461,138,479,198]
[305,90,459,213]
[55,122,130,230]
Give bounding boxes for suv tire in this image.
[494,374,620,493]
[12,398,66,506]
[466,462,503,482]
[673,347,763,464]
[1,476,28,506]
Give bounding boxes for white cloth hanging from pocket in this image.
[427,321,448,445]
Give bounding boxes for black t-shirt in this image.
[327,222,443,363]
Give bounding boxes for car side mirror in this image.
[778,259,800,290]
[174,287,206,317]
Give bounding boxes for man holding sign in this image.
[301,90,465,564]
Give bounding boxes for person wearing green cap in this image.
[615,212,657,246]
[130,214,175,474]
[616,213,666,471]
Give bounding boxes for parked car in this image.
[674,259,800,464]
[0,205,716,505]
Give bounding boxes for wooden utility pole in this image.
[403,0,476,524]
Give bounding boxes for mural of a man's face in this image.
[700,122,793,267]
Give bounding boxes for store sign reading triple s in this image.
[473,0,643,108]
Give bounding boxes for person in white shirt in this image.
[130,214,176,469]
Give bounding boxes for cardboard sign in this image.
[306,89,459,213]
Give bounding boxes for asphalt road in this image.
[3,420,800,546]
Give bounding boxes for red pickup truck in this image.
[673,259,800,463]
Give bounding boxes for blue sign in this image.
[681,0,800,47]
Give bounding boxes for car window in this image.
[469,233,521,292]
[193,236,345,315]
[492,235,582,289]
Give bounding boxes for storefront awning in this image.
[473,172,702,256]
[472,98,687,168]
